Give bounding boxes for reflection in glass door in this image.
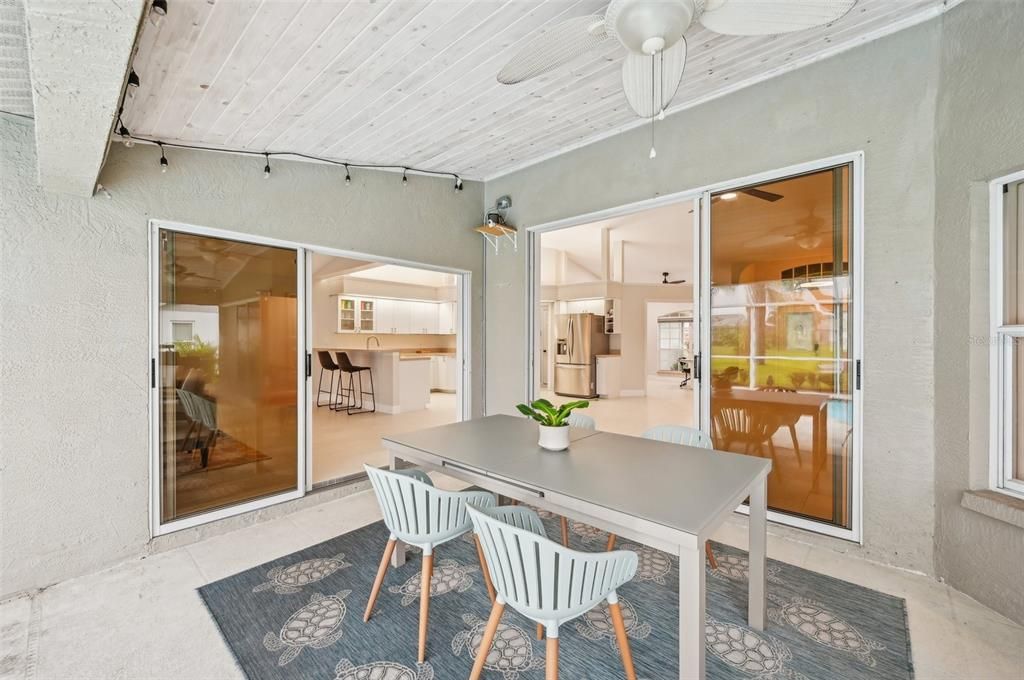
[705,164,856,531]
[156,228,302,526]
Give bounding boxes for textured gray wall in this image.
[933,0,1024,626]
[0,117,485,598]
[484,18,944,575]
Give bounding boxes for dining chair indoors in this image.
[605,425,718,569]
[467,504,640,680]
[362,465,497,662]
[535,411,598,547]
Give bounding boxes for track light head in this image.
[151,0,167,16]
[263,153,271,179]
[127,70,140,89]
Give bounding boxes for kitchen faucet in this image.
[366,335,382,349]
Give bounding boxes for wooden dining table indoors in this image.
[382,414,772,680]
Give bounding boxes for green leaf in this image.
[515,403,547,424]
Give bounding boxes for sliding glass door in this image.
[154,227,304,528]
[701,162,858,533]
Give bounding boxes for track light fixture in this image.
[344,164,351,186]
[402,168,408,186]
[158,143,168,173]
[127,70,140,90]
[263,152,271,179]
[151,0,167,16]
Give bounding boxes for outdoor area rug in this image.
[199,514,913,680]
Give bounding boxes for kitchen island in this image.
[317,347,454,413]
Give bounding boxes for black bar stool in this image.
[316,351,340,409]
[334,351,376,415]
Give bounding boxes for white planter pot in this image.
[538,424,570,451]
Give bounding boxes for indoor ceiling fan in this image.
[744,208,833,249]
[662,271,687,284]
[498,0,857,153]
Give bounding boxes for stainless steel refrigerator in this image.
[554,313,609,398]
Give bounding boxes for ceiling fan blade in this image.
[741,187,784,202]
[497,15,610,85]
[622,37,686,118]
[699,0,857,36]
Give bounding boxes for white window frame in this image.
[990,170,1024,499]
[170,320,195,344]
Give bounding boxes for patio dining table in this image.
[382,414,772,680]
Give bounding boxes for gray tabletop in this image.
[383,414,770,536]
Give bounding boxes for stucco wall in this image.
[484,18,943,574]
[933,0,1024,625]
[0,117,484,598]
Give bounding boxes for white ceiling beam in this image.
[24,0,146,196]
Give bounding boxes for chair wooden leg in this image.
[536,623,544,640]
[606,533,617,551]
[789,424,803,466]
[364,538,397,622]
[705,541,718,570]
[545,636,559,680]
[473,535,496,603]
[560,516,569,547]
[469,599,504,680]
[418,553,433,663]
[609,601,638,680]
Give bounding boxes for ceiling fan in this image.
[498,0,857,131]
[687,186,785,212]
[662,271,686,284]
[744,208,833,249]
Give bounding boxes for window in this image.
[994,177,1024,497]
[171,321,195,344]
[658,321,682,371]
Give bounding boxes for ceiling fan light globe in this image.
[605,0,696,54]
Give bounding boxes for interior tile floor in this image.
[3,472,1020,680]
[312,392,458,484]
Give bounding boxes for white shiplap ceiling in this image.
[0,0,32,118]
[121,0,954,180]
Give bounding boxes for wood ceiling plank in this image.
[175,0,307,142]
[240,0,433,150]
[150,0,264,135]
[194,0,350,145]
[290,0,511,154]
[214,0,391,147]
[124,0,215,137]
[269,0,483,152]
[344,0,614,161]
[338,0,609,161]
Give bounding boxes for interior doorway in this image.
[307,252,467,487]
[532,200,698,437]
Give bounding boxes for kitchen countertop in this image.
[595,353,621,358]
[316,347,455,361]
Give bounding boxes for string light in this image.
[127,70,140,90]
[454,176,463,191]
[344,164,351,185]
[158,142,168,173]
[151,0,167,16]
[263,152,271,179]
[402,168,408,186]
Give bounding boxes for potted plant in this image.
[516,398,590,451]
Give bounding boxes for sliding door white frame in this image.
[149,219,473,535]
[523,151,864,543]
[148,219,307,537]
[698,152,864,543]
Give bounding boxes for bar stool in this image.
[316,351,340,409]
[334,351,376,414]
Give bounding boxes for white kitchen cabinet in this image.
[430,355,457,392]
[596,355,621,398]
[411,301,436,334]
[373,299,394,333]
[337,297,374,333]
[438,301,456,334]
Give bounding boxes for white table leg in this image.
[679,542,706,680]
[748,475,767,630]
[388,451,407,568]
